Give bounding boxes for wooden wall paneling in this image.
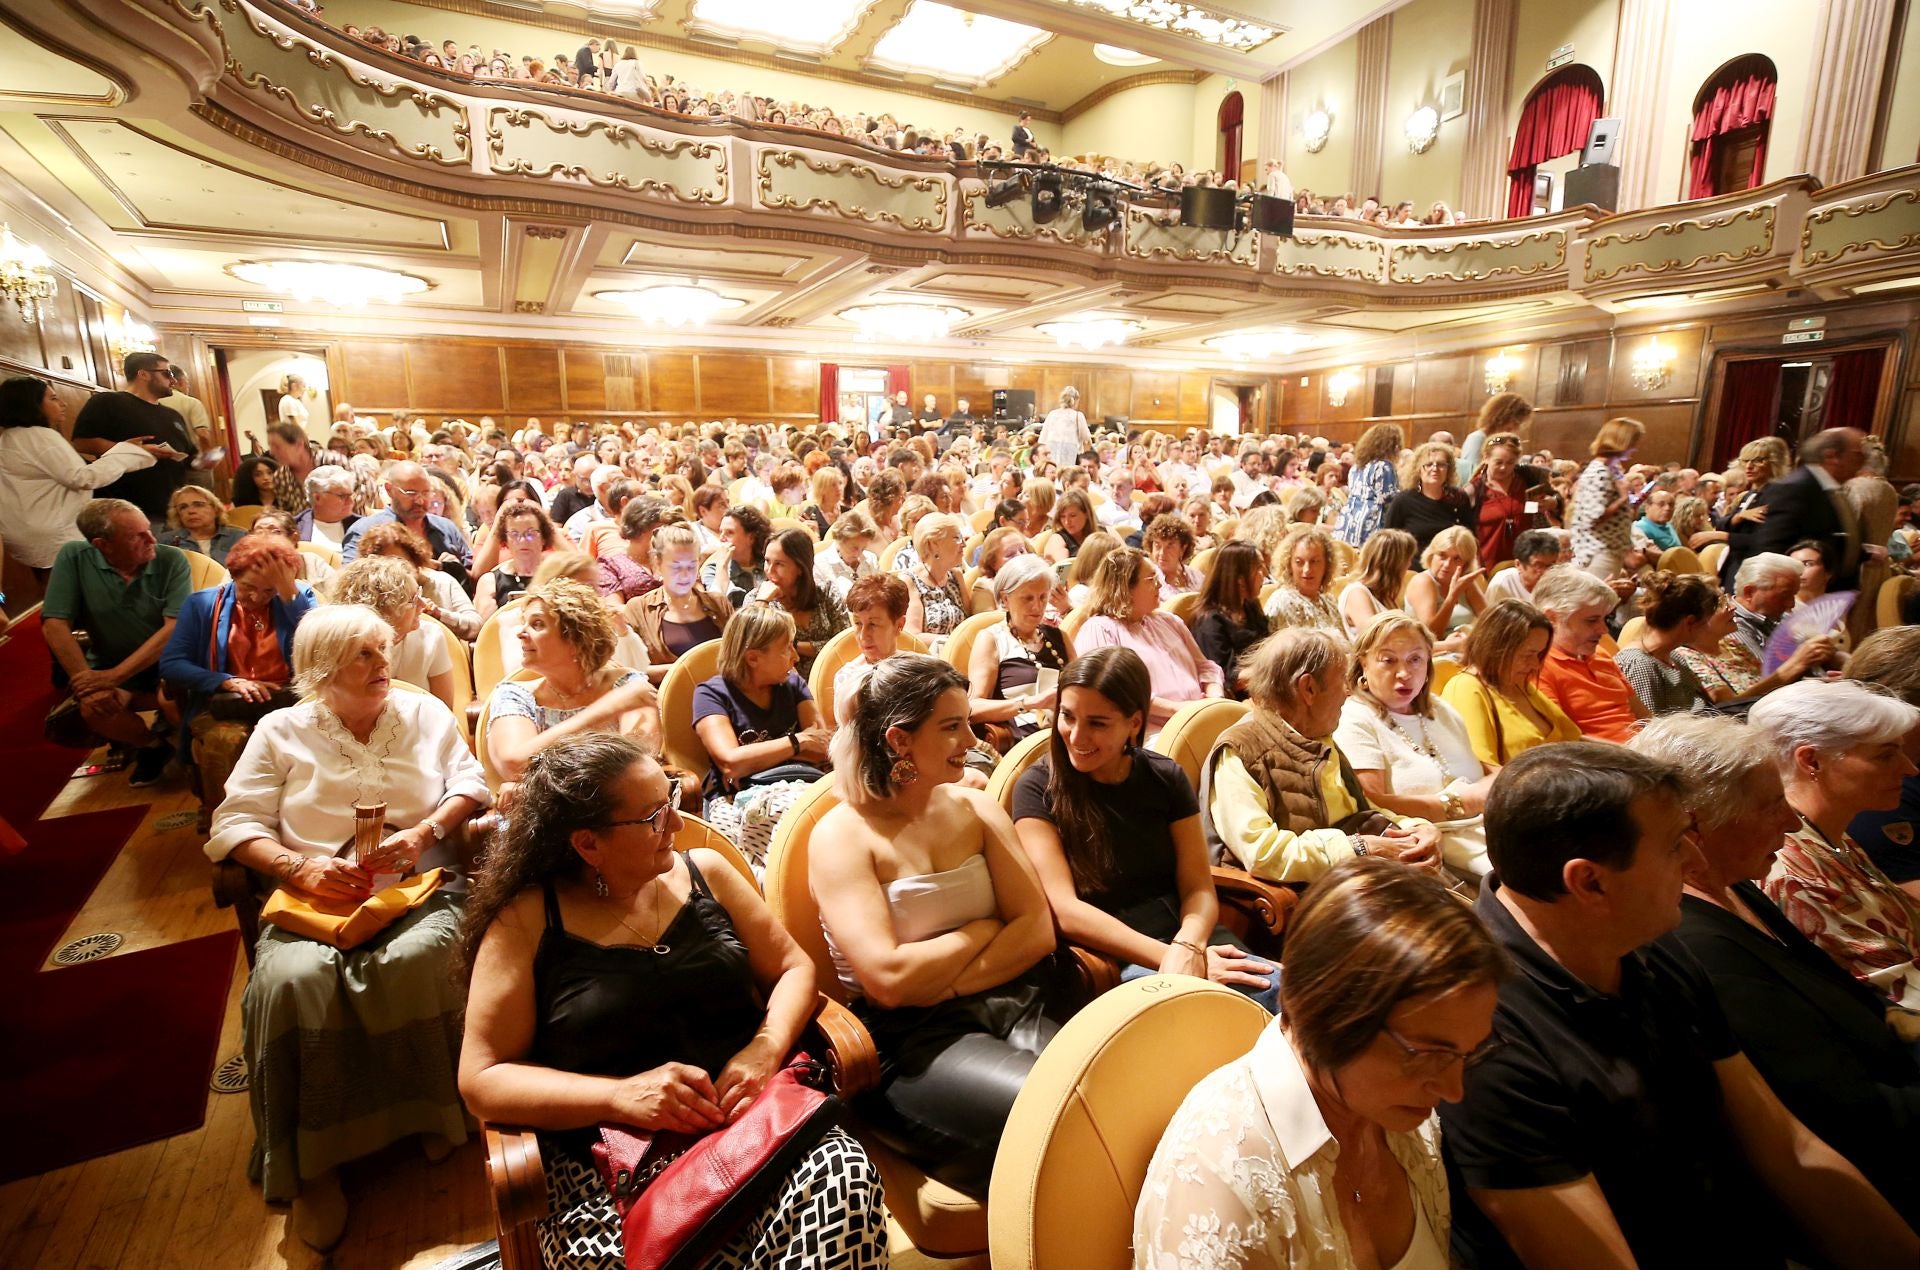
[600,351,641,413]
[650,352,697,416]
[1527,408,1607,460]
[339,339,409,407]
[1178,374,1209,424]
[698,353,772,417]
[1323,369,1369,426]
[770,356,818,416]
[1390,363,1417,417]
[562,348,608,413]
[0,291,44,373]
[1607,326,1705,405]
[1091,368,1130,422]
[1131,370,1181,421]
[37,288,89,383]
[1470,343,1539,413]
[502,344,565,415]
[406,341,505,413]
[1613,403,1696,466]
[1040,367,1090,417]
[910,361,954,407]
[1412,356,1469,417]
[1280,373,1317,428]
[1008,367,1045,415]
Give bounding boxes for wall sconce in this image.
[1630,339,1675,392]
[1302,108,1333,154]
[105,315,157,367]
[1404,106,1439,154]
[0,222,57,322]
[1327,368,1360,408]
[1484,349,1521,395]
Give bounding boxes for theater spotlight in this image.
[1082,183,1119,233]
[985,174,1024,208]
[1031,170,1064,225]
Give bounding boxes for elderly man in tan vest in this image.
[1199,625,1441,883]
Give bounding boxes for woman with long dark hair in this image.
[1190,539,1269,695]
[1011,647,1277,1008]
[0,375,165,571]
[232,454,281,509]
[750,527,846,678]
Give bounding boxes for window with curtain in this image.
[1505,65,1604,219]
[1217,91,1244,185]
[1688,55,1776,200]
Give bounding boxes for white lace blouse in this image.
[1135,1022,1451,1270]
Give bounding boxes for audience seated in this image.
[296,464,359,549]
[1754,680,1920,1011]
[1041,490,1095,564]
[627,521,731,679]
[1843,628,1920,890]
[1200,627,1442,883]
[965,555,1072,752]
[1137,857,1502,1269]
[902,512,969,649]
[1530,565,1644,741]
[1441,598,1578,767]
[41,498,189,785]
[356,521,481,640]
[1338,613,1494,880]
[1405,525,1486,656]
[1012,647,1278,1010]
[475,499,558,619]
[484,578,660,787]
[159,485,245,565]
[1338,528,1418,636]
[1483,528,1562,604]
[1632,714,1920,1228]
[1615,571,1721,715]
[812,655,1062,1196]
[1077,547,1222,726]
[828,574,913,729]
[160,532,315,829]
[327,555,459,712]
[1143,513,1201,600]
[341,460,472,579]
[1264,524,1343,633]
[814,507,879,605]
[750,528,847,679]
[456,732,887,1268]
[594,495,670,603]
[1439,741,1918,1268]
[691,606,829,864]
[704,504,771,608]
[1191,540,1270,695]
[203,605,489,1249]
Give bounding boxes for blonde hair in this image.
[326,555,420,626]
[717,604,795,684]
[1021,477,1056,523]
[1276,525,1336,594]
[1422,524,1479,571]
[523,577,617,673]
[1069,530,1124,585]
[911,511,966,558]
[1357,529,1418,606]
[1087,546,1150,619]
[1399,441,1461,491]
[1589,417,1646,459]
[292,604,392,696]
[166,484,224,531]
[1348,612,1438,718]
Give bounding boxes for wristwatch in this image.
[1441,791,1467,821]
[788,729,801,757]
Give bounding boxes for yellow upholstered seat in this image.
[1699,542,1729,576]
[988,977,1270,1270]
[659,638,724,784]
[183,550,229,591]
[876,537,909,572]
[808,627,928,726]
[943,610,1006,675]
[1151,698,1248,788]
[1877,576,1914,629]
[222,504,264,532]
[986,729,1052,810]
[1057,604,1092,646]
[1657,545,1707,575]
[296,539,341,569]
[1162,591,1201,623]
[472,597,527,704]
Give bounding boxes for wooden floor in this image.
[0,749,495,1270]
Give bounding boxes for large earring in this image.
[889,754,920,787]
[593,870,610,899]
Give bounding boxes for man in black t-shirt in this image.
[70,351,195,522]
[1441,743,1916,1269]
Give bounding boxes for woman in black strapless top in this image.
[458,735,886,1270]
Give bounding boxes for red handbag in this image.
[590,1053,840,1270]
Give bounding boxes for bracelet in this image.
[272,852,302,883]
[1440,791,1467,821]
[1349,834,1369,857]
[1172,938,1205,955]
[788,730,800,757]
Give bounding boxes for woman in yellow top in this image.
[1440,597,1580,767]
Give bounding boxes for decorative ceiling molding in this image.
[1057,67,1208,124]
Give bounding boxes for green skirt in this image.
[243,890,468,1201]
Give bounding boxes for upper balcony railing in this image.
[21,0,1920,308]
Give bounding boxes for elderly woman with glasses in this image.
[457,733,887,1270]
[204,605,490,1249]
[965,553,1075,752]
[159,484,245,565]
[1138,858,1505,1270]
[1632,714,1920,1229]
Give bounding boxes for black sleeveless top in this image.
[530,855,765,1082]
[490,566,534,608]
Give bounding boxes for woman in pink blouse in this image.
[1076,547,1223,726]
[1753,679,1920,1014]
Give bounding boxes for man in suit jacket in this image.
[1745,427,1867,591]
[1011,112,1035,159]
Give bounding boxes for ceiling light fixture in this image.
[229,259,429,307]
[1058,0,1279,51]
[838,302,967,343]
[1093,44,1158,66]
[1404,106,1439,154]
[0,223,57,322]
[1205,330,1316,360]
[595,284,747,326]
[1036,314,1144,351]
[686,0,871,56]
[867,2,1051,85]
[1302,108,1333,154]
[106,315,157,367]
[1630,339,1675,392]
[1327,368,1360,408]
[1484,349,1521,395]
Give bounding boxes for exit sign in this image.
[242,300,283,313]
[1546,43,1575,69]
[1782,330,1826,345]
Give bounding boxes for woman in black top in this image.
[1010,647,1278,1009]
[458,734,886,1270]
[1633,715,1920,1229]
[1383,440,1473,553]
[1188,540,1269,698]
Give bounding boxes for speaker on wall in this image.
[992,388,1037,421]
[1180,186,1237,230]
[1563,163,1621,213]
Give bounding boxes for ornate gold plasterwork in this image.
[1274,232,1388,283]
[523,225,568,240]
[1583,204,1775,284]
[486,109,727,202]
[755,151,948,232]
[217,0,471,165]
[1388,229,1567,284]
[1799,189,1920,267]
[513,300,545,313]
[1120,207,1256,264]
[959,189,1096,248]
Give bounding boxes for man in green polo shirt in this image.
[42,498,192,786]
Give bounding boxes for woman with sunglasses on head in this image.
[1137,857,1506,1270]
[477,500,561,621]
[458,733,888,1270]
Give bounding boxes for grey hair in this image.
[1628,715,1781,831]
[1528,565,1619,616]
[293,604,392,696]
[910,511,966,558]
[829,654,968,805]
[1245,626,1350,712]
[1734,551,1803,593]
[77,498,142,542]
[1059,386,1080,405]
[1749,680,1920,767]
[994,552,1054,601]
[305,465,354,498]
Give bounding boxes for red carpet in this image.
[0,616,241,1182]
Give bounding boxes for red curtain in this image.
[1506,67,1603,218]
[818,362,837,423]
[1687,67,1775,199]
[1712,359,1781,469]
[886,364,912,400]
[1823,349,1885,430]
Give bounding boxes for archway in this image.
[1688,54,1776,198]
[1217,91,1244,184]
[1506,64,1603,217]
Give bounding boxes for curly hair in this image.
[1351,422,1405,469]
[326,554,420,626]
[523,577,618,673]
[356,521,434,568]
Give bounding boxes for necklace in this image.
[604,876,673,954]
[544,666,602,708]
[1385,710,1458,785]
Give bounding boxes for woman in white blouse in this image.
[1136,858,1505,1270]
[0,374,166,570]
[203,605,489,1250]
[1334,613,1497,880]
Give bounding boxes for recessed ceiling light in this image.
[594,284,747,326]
[228,259,431,307]
[1094,45,1158,66]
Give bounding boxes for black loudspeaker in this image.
[1562,163,1621,213]
[1249,194,1295,236]
[1180,185,1237,230]
[992,389,1037,421]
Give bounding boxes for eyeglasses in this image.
[506,529,542,543]
[596,779,682,835]
[1379,1024,1503,1078]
